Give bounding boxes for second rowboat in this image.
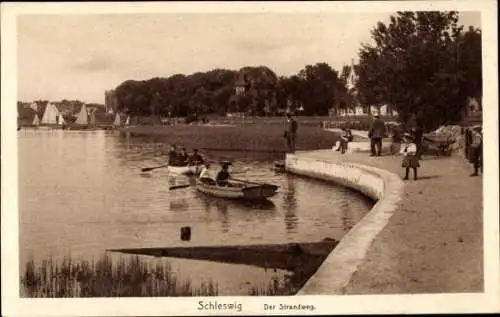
[195,179,278,200]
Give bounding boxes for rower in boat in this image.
[168,144,179,166]
[188,149,204,165]
[178,147,190,166]
[216,162,233,187]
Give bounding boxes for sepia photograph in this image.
[1,1,499,316]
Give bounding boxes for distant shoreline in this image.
[117,123,341,154]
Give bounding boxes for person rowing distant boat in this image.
[188,149,204,165]
[178,147,189,166]
[168,144,179,166]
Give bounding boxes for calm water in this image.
[18,129,373,295]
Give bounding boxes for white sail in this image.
[41,103,58,125]
[57,114,65,125]
[125,115,130,126]
[113,113,121,126]
[89,109,96,125]
[32,114,40,126]
[75,104,88,125]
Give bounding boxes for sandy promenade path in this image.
[297,149,483,294]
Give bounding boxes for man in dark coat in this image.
[368,114,386,156]
[178,147,189,166]
[216,162,232,186]
[284,113,298,153]
[470,125,483,176]
[168,144,178,166]
[188,149,204,165]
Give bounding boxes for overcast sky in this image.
[17,12,480,104]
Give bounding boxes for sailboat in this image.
[125,115,130,127]
[40,103,59,126]
[113,113,121,127]
[69,104,89,130]
[57,113,65,126]
[75,104,88,124]
[32,114,40,126]
[89,109,96,127]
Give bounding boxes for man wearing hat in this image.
[216,161,232,186]
[470,125,483,176]
[284,113,298,153]
[368,113,386,156]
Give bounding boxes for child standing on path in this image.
[400,133,420,180]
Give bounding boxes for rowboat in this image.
[195,179,278,200]
[168,164,203,175]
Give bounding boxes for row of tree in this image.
[112,11,482,130]
[114,63,349,118]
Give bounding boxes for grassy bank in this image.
[119,123,340,154]
[20,254,304,297]
[21,254,218,297]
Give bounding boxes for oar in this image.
[169,184,192,190]
[229,177,265,186]
[141,164,168,172]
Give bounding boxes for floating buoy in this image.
[180,226,191,241]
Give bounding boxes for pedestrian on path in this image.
[335,127,353,154]
[284,113,298,153]
[469,125,483,176]
[368,113,386,156]
[400,133,420,180]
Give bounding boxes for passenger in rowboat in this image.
[177,147,189,166]
[168,144,180,166]
[188,149,204,165]
[199,163,216,185]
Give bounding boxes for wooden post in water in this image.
[180,227,191,241]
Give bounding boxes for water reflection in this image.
[339,199,352,232]
[169,198,188,212]
[19,131,373,296]
[215,200,230,233]
[282,176,298,236]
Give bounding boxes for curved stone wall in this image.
[285,154,404,294]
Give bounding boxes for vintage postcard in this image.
[1,1,498,316]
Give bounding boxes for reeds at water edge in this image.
[21,254,218,297]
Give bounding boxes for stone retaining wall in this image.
[285,153,404,294]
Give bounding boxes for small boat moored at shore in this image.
[195,179,278,200]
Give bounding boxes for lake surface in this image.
[18,129,373,295]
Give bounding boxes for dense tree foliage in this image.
[113,64,349,118]
[355,11,482,131]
